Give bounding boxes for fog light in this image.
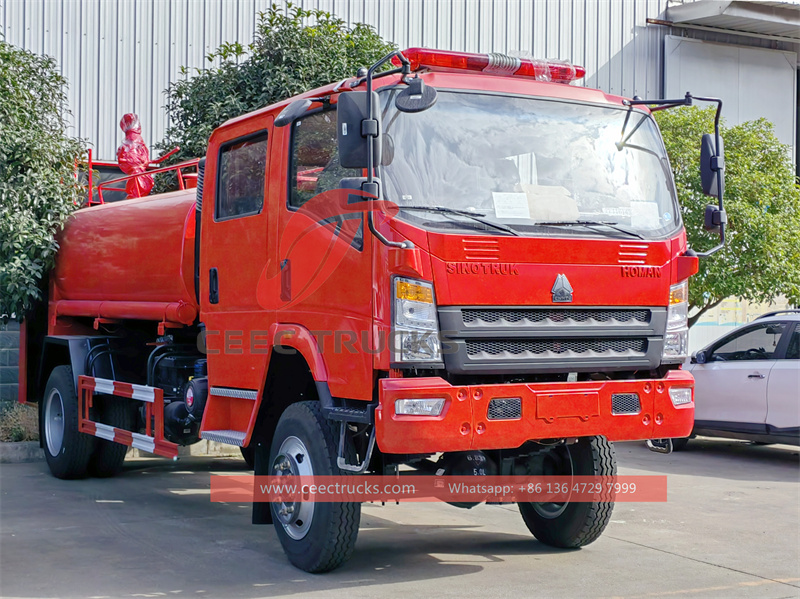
[669,387,692,406]
[395,398,445,416]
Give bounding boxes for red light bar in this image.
[392,48,585,84]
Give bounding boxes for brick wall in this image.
[0,321,20,403]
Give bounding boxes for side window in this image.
[217,133,268,220]
[784,327,799,360]
[710,323,787,361]
[289,110,359,208]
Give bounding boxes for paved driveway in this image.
[1,440,798,599]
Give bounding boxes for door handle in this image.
[209,267,219,304]
[747,373,765,379]
[280,259,291,302]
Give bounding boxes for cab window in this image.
[289,110,359,208]
[216,133,268,220]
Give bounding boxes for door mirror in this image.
[693,350,707,364]
[703,204,727,233]
[700,133,724,198]
[337,91,381,169]
[275,99,312,128]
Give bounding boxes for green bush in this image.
[0,401,39,442]
[0,41,85,320]
[155,2,395,167]
[655,107,800,325]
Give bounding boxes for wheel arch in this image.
[38,336,116,399]
[38,336,116,447]
[249,348,330,451]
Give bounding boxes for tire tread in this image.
[43,366,96,480]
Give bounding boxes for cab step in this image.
[200,429,247,447]
[323,405,373,424]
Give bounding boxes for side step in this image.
[323,405,373,424]
[78,376,179,459]
[200,430,247,447]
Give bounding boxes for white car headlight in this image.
[663,280,689,362]
[392,277,443,366]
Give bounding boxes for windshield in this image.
[379,90,680,239]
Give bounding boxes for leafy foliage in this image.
[156,2,395,165]
[0,42,85,320]
[655,107,800,326]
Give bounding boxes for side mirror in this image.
[275,99,312,128]
[694,350,707,364]
[703,204,727,233]
[337,91,381,169]
[700,133,724,198]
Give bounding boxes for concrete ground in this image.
[1,439,798,599]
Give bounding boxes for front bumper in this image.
[375,370,694,454]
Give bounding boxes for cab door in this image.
[275,108,374,401]
[200,119,275,398]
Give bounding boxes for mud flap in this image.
[252,440,273,524]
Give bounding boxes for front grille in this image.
[611,393,642,415]
[439,305,665,374]
[466,338,647,357]
[462,308,649,327]
[487,397,522,420]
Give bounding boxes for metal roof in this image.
[667,1,800,40]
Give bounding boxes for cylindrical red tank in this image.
[51,190,199,326]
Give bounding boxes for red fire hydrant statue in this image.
[116,113,154,198]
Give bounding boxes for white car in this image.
[675,310,800,449]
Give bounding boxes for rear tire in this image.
[518,436,616,548]
[42,366,96,479]
[88,396,134,477]
[268,401,360,573]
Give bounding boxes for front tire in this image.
[42,365,96,479]
[518,436,616,548]
[268,401,360,573]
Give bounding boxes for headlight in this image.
[663,280,689,361]
[392,277,443,366]
[395,398,445,416]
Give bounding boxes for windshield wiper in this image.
[400,205,520,236]
[538,220,645,240]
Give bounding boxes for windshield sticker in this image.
[492,192,531,219]
[631,201,660,230]
[602,206,631,218]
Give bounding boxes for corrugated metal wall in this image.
[0,0,717,160]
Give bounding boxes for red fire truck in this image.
[22,48,727,573]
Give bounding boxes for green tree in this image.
[655,106,800,327]
[0,41,85,320]
[156,3,395,164]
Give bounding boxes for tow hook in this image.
[647,439,673,454]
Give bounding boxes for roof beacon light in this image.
[391,48,585,84]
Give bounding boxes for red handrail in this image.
[89,157,200,206]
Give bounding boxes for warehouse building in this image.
[2,0,797,168]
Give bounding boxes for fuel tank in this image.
[51,190,199,326]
